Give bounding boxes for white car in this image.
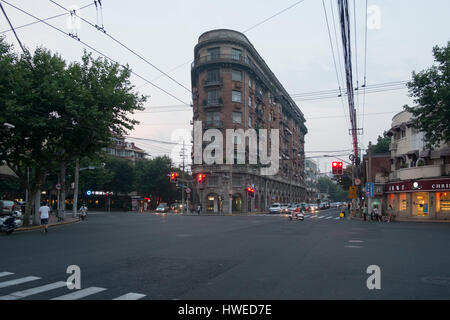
[269,203,282,214]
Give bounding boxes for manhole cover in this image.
[421,276,450,286]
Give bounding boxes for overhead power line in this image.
[0,0,190,106]
[48,0,192,94]
[0,1,94,34]
[243,0,306,33]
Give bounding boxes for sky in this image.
[1,0,449,172]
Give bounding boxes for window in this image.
[248,116,252,128]
[248,96,252,107]
[207,47,220,60]
[207,69,220,82]
[207,111,220,125]
[232,112,242,124]
[232,90,242,103]
[401,129,406,138]
[207,90,220,104]
[232,48,242,60]
[249,77,252,87]
[231,69,242,81]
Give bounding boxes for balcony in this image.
[203,78,222,88]
[389,142,397,151]
[192,54,253,70]
[391,164,444,181]
[202,98,223,109]
[204,120,223,128]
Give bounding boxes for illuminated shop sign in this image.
[386,179,450,193]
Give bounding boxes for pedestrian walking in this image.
[373,206,381,222]
[39,201,51,233]
[363,204,368,221]
[387,204,394,222]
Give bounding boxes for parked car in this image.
[156,203,169,213]
[269,203,282,214]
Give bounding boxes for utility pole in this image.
[180,141,186,213]
[368,141,373,212]
[72,158,79,218]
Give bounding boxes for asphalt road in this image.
[1,208,450,300]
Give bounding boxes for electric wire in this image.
[0,0,190,106]
[48,0,192,94]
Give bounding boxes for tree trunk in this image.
[72,158,79,218]
[23,188,35,227]
[59,162,66,220]
[33,188,41,226]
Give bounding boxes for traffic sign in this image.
[186,188,191,194]
[349,186,357,199]
[56,183,61,190]
[354,178,361,186]
[365,182,375,198]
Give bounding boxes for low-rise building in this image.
[385,110,450,219]
[106,136,147,163]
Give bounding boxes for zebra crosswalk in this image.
[304,214,346,221]
[0,272,146,300]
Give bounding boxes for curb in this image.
[15,219,80,232]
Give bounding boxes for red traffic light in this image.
[170,172,179,181]
[338,162,343,167]
[332,162,338,167]
[197,173,206,183]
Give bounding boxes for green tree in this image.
[134,156,180,206]
[371,134,391,154]
[102,157,136,194]
[404,42,450,148]
[0,38,146,225]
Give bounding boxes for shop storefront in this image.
[385,178,450,219]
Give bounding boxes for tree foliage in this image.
[318,176,348,202]
[371,134,391,154]
[404,42,450,148]
[0,37,146,224]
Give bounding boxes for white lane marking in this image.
[113,293,146,300]
[0,272,14,278]
[317,216,325,219]
[345,245,363,248]
[51,287,106,300]
[349,240,364,243]
[325,216,333,220]
[0,276,41,289]
[0,281,67,300]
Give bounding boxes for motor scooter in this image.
[289,210,304,221]
[0,214,19,234]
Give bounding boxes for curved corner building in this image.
[191,29,308,214]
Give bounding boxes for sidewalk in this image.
[349,214,450,223]
[16,213,80,232]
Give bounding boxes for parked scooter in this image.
[0,211,22,234]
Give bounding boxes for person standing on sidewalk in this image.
[387,204,394,222]
[39,202,51,233]
[363,204,368,221]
